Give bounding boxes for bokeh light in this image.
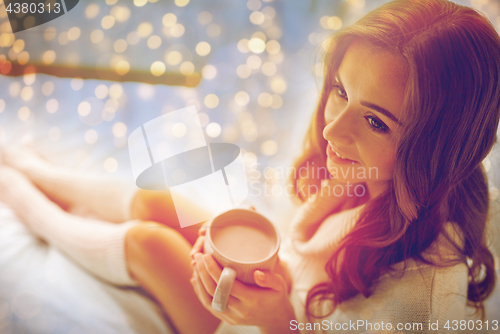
[147,35,162,49]
[250,11,265,25]
[12,40,24,53]
[180,61,195,75]
[172,122,187,137]
[248,37,266,53]
[235,91,250,106]
[206,122,221,138]
[204,94,219,109]
[95,85,109,99]
[46,99,59,114]
[258,92,272,107]
[104,158,118,173]
[266,40,280,54]
[85,4,100,19]
[236,64,251,78]
[202,65,217,80]
[237,39,250,53]
[20,86,33,101]
[247,55,262,69]
[247,0,262,11]
[198,11,212,25]
[109,84,123,99]
[150,61,166,76]
[166,51,182,65]
[111,6,131,22]
[115,60,130,75]
[112,122,127,137]
[196,41,211,56]
[270,77,287,94]
[18,107,30,121]
[138,22,153,38]
[68,27,81,41]
[43,50,56,65]
[42,82,54,96]
[18,51,29,65]
[175,0,190,7]
[134,0,148,7]
[85,130,98,144]
[170,24,185,37]
[23,73,36,86]
[101,16,115,30]
[90,30,104,43]
[270,94,283,109]
[261,140,278,156]
[261,62,277,76]
[71,78,84,91]
[163,13,177,27]
[114,39,128,53]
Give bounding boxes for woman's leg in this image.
[0,166,140,286]
[4,148,204,245]
[126,223,220,334]
[0,166,219,333]
[130,189,200,246]
[2,148,135,223]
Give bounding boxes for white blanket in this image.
[0,202,174,334]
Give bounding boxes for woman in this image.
[1,0,499,333]
[190,0,500,332]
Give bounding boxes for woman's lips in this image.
[326,143,358,165]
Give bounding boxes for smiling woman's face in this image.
[323,40,407,198]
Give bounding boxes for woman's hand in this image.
[190,253,296,333]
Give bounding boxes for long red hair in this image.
[290,0,500,318]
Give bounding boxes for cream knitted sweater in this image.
[216,191,472,334]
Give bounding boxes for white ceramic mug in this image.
[203,209,281,312]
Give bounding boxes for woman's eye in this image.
[333,85,347,100]
[365,115,388,133]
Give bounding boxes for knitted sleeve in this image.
[363,260,469,334]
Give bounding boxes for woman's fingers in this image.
[194,253,218,296]
[201,254,223,283]
[191,265,240,322]
[191,268,212,307]
[253,271,288,292]
[198,221,209,236]
[190,236,205,258]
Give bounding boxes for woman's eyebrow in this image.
[334,73,401,126]
[360,101,401,125]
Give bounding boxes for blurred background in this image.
[1,0,500,333]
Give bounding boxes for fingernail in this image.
[256,271,265,280]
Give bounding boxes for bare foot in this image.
[1,146,49,174]
[0,166,37,210]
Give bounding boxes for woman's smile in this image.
[326,142,358,165]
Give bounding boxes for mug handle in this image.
[212,267,237,312]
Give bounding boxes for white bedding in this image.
[0,201,174,334]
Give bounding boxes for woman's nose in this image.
[323,108,355,146]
